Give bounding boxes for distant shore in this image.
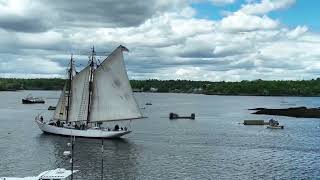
[1,78,320,97]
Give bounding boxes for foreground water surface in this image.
[0,91,319,179]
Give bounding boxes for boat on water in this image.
[22,94,45,104]
[36,45,143,138]
[266,118,284,129]
[48,106,56,110]
[1,168,78,180]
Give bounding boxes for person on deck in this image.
[114,124,119,131]
[40,116,44,123]
[269,118,274,125]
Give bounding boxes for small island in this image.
[250,107,320,118]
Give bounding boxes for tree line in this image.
[1,78,320,96]
[0,78,65,91]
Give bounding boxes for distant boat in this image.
[48,106,56,110]
[145,102,152,105]
[22,94,45,104]
[0,168,78,180]
[266,119,284,129]
[35,45,143,138]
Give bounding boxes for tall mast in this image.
[70,136,75,180]
[101,138,104,180]
[66,55,73,123]
[86,46,95,126]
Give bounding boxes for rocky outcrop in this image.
[250,106,320,118]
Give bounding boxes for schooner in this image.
[35,45,143,138]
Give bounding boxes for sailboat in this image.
[35,45,143,138]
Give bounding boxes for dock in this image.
[169,113,195,120]
[243,120,269,125]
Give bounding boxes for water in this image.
[0,91,319,179]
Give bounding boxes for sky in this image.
[0,0,320,81]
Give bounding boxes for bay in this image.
[0,91,319,179]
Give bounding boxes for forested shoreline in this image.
[1,78,320,96]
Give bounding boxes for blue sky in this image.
[269,0,320,31]
[192,0,320,32]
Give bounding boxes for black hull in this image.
[48,106,56,110]
[22,99,45,104]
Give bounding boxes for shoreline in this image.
[2,78,320,97]
[1,89,320,97]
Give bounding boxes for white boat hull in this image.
[36,120,131,138]
[1,168,78,180]
[267,125,284,129]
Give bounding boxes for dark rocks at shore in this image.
[249,106,320,118]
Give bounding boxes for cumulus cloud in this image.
[41,0,188,28]
[0,0,188,32]
[240,0,295,15]
[0,0,52,32]
[0,0,319,81]
[0,55,64,78]
[220,12,279,32]
[287,25,308,39]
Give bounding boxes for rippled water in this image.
[0,91,319,179]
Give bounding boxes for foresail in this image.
[89,46,142,122]
[53,83,67,121]
[68,66,91,122]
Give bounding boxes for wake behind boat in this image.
[36,45,143,138]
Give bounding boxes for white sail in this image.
[53,84,67,121]
[89,46,142,122]
[68,66,91,122]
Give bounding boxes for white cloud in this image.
[0,0,319,81]
[287,25,308,39]
[0,56,64,75]
[220,12,279,32]
[240,0,295,15]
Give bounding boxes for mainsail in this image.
[53,84,67,121]
[89,46,143,122]
[68,66,91,122]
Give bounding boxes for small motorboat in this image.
[266,118,284,129]
[48,106,56,110]
[22,94,45,104]
[145,102,152,105]
[0,168,78,180]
